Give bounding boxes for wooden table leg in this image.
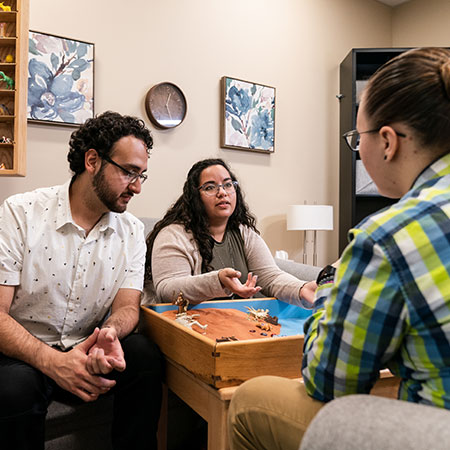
[163,358,236,450]
[207,390,231,449]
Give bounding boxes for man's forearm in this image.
[0,311,56,373]
[102,304,139,339]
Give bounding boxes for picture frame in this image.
[27,31,95,126]
[221,76,275,153]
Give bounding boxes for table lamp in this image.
[287,204,334,266]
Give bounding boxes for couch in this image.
[44,217,320,449]
[299,394,450,450]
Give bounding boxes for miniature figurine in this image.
[173,291,189,314]
[0,162,5,169]
[0,3,11,12]
[245,306,278,325]
[246,306,269,321]
[0,103,11,115]
[0,71,13,89]
[175,312,208,331]
[0,136,12,144]
[256,321,271,331]
[5,54,13,63]
[216,336,238,342]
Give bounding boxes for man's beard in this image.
[93,166,131,213]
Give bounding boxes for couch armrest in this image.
[274,258,321,281]
[300,394,450,450]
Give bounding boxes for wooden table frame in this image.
[157,358,400,450]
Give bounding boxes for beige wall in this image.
[393,0,450,46]
[0,0,393,266]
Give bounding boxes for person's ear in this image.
[379,126,400,162]
[85,149,101,174]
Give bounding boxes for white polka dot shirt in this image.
[0,180,146,349]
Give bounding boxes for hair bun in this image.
[440,59,450,100]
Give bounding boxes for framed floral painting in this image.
[27,31,94,126]
[221,76,275,153]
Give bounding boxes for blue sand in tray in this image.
[147,299,313,337]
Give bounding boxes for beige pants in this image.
[228,376,324,450]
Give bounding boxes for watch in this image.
[316,265,336,286]
[145,82,187,129]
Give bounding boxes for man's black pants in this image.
[0,333,163,450]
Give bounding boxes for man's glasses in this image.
[342,128,406,152]
[198,180,238,196]
[100,154,148,184]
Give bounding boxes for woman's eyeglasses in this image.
[198,180,238,196]
[342,128,406,152]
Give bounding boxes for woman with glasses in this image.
[143,158,316,305]
[229,47,450,450]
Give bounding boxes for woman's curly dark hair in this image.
[67,111,153,176]
[145,158,258,281]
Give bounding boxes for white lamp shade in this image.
[287,205,333,231]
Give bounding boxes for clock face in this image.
[145,82,187,129]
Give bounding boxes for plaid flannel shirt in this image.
[302,152,450,408]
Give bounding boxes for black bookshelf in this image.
[338,48,411,253]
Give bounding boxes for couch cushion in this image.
[45,395,113,446]
[139,217,159,238]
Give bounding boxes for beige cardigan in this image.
[142,224,307,306]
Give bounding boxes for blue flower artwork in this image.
[221,77,275,153]
[28,31,94,125]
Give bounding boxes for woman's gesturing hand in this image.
[219,268,262,298]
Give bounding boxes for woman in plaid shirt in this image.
[229,47,450,450]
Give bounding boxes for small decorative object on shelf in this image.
[5,54,13,63]
[0,103,11,115]
[0,2,11,11]
[0,22,6,37]
[0,135,13,144]
[0,71,14,89]
[0,162,5,169]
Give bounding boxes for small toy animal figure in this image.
[173,291,189,315]
[0,135,12,143]
[175,313,208,331]
[0,3,11,11]
[0,71,13,89]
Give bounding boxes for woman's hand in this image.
[218,268,262,298]
[299,281,317,305]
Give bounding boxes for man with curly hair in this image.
[0,111,163,450]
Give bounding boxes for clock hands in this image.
[165,93,172,120]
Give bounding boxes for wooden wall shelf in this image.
[0,0,28,176]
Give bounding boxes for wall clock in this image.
[145,82,187,129]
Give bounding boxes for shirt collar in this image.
[411,152,450,191]
[55,179,117,234]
